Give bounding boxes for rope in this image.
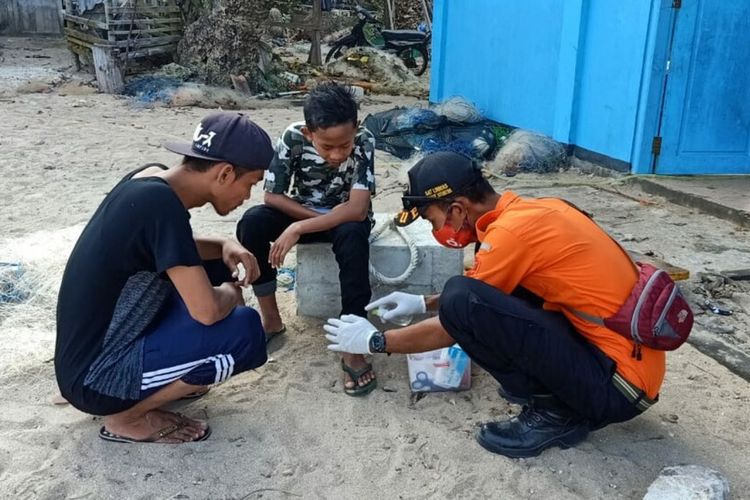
[368,217,420,285]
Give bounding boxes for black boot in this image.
[476,394,589,458]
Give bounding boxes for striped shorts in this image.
[139,292,267,399]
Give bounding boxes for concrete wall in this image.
[431,0,660,167]
[0,0,62,35]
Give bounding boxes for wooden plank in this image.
[720,269,750,281]
[65,26,110,46]
[92,45,124,93]
[107,17,182,25]
[70,31,181,49]
[115,34,181,48]
[107,5,180,14]
[66,36,94,49]
[628,251,690,281]
[63,13,108,30]
[109,26,182,36]
[103,0,116,42]
[118,43,177,59]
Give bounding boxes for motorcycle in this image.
[325,6,431,76]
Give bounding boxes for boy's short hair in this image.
[303,82,358,131]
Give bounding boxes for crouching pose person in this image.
[55,112,273,443]
[324,152,666,458]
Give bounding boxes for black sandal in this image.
[341,359,377,397]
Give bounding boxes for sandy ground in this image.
[1,37,749,500]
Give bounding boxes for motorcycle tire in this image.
[325,42,349,64]
[397,45,429,77]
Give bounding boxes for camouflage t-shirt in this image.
[263,122,376,211]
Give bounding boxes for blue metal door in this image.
[655,0,750,174]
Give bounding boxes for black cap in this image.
[395,152,483,226]
[163,112,274,170]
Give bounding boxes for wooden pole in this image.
[384,0,394,29]
[62,0,81,70]
[421,0,432,31]
[308,0,322,66]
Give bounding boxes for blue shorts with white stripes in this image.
[139,291,267,399]
[74,289,267,415]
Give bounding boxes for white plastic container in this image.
[407,345,471,392]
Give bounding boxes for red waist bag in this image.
[573,262,693,358]
[557,199,694,358]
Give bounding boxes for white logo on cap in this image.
[193,124,216,151]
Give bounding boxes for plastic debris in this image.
[277,267,296,291]
[362,98,498,161]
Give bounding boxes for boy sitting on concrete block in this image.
[236,82,377,396]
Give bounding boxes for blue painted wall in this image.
[430,0,566,135]
[570,1,654,163]
[431,0,660,168]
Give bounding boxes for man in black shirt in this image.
[56,112,273,443]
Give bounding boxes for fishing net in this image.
[0,226,83,377]
[487,129,568,176]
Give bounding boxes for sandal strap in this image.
[340,359,374,381]
[147,423,183,442]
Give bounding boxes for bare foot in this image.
[257,295,283,333]
[262,319,285,334]
[103,409,208,443]
[341,353,376,390]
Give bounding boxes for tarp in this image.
[362,106,498,161]
[78,0,104,14]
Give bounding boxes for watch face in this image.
[370,331,385,353]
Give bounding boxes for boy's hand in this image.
[222,240,260,286]
[270,223,301,269]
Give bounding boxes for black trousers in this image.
[237,205,372,317]
[439,275,641,429]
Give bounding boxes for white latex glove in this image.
[324,314,379,354]
[365,292,426,322]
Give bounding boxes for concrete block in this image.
[296,214,464,318]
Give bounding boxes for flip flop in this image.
[265,325,286,344]
[98,424,212,444]
[179,388,210,401]
[341,359,377,397]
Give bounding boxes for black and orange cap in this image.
[394,152,482,226]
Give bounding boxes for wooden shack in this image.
[62,0,183,93]
[0,0,63,35]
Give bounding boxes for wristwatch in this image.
[368,330,387,353]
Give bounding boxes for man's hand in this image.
[324,314,379,354]
[222,240,260,286]
[269,223,301,269]
[365,292,426,323]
